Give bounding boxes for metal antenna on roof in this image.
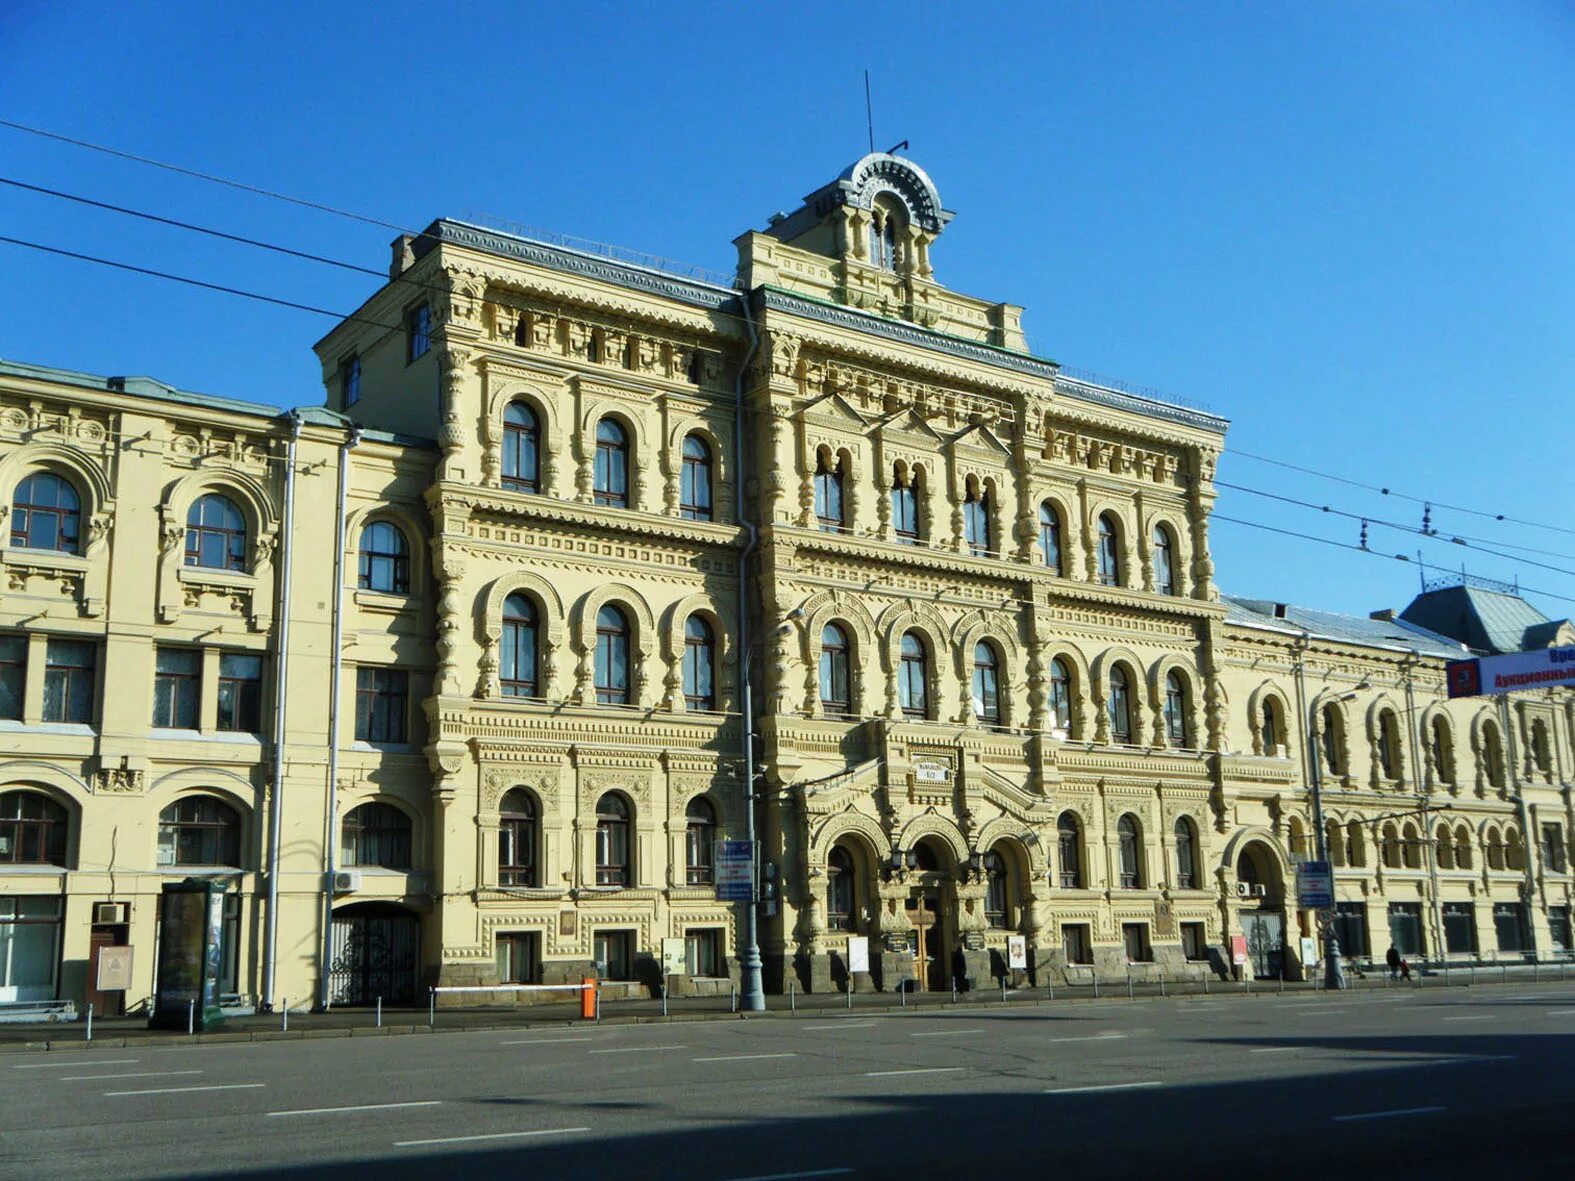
[864,70,875,155]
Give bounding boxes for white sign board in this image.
[96,945,133,991]
[660,937,687,978]
[914,762,949,784]
[1448,645,1575,697]
[1300,937,1318,968]
[1007,934,1028,970]
[846,935,870,974]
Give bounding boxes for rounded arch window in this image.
[1399,823,1420,869]
[1454,825,1473,870]
[593,419,629,508]
[1163,671,1189,747]
[827,845,856,931]
[962,480,991,557]
[1039,502,1063,573]
[1381,823,1402,869]
[891,464,920,544]
[682,615,716,711]
[679,434,713,521]
[185,493,248,571]
[1483,722,1506,788]
[1056,811,1084,889]
[983,849,1011,929]
[342,802,412,869]
[499,789,538,886]
[868,197,903,270]
[595,792,632,886]
[1326,820,1346,868]
[501,593,539,698]
[358,520,410,594]
[1107,665,1133,744]
[11,471,81,553]
[685,796,716,885]
[1173,817,1197,889]
[1048,657,1073,735]
[1377,711,1403,780]
[0,790,68,866]
[1151,524,1176,595]
[1321,705,1347,775]
[1436,823,1455,870]
[1430,717,1454,784]
[159,796,241,867]
[1117,814,1143,888]
[1346,820,1366,867]
[972,641,1002,726]
[1260,696,1285,756]
[502,401,541,493]
[819,623,852,717]
[1096,514,1121,586]
[814,451,845,531]
[899,631,929,719]
[594,604,631,705]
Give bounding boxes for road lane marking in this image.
[105,1083,265,1097]
[802,1021,875,1031]
[1441,1015,1495,1022]
[269,1100,443,1117]
[716,1170,855,1181]
[1546,1009,1575,1016]
[865,1067,967,1077]
[1292,1009,1339,1016]
[909,1028,987,1037]
[1249,1047,1298,1054]
[588,1045,686,1054]
[694,1053,799,1063]
[1045,1081,1163,1095]
[60,1070,201,1082]
[1333,1106,1445,1122]
[395,1126,588,1148]
[1047,1032,1126,1044]
[501,1036,597,1045]
[13,1058,138,1069]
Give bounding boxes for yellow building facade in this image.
[1,154,1571,1013]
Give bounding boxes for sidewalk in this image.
[4,959,1569,1053]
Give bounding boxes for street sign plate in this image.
[1296,860,1334,910]
[714,840,755,902]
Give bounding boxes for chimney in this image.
[390,234,416,280]
[1370,609,1396,622]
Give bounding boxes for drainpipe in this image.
[1294,632,1344,988]
[733,290,764,1011]
[318,425,361,1010]
[1403,650,1444,960]
[261,410,303,1013]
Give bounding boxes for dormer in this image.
[735,153,1027,351]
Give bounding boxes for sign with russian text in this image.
[1007,935,1028,970]
[1448,646,1575,698]
[714,840,755,902]
[1295,860,1334,910]
[914,762,949,784]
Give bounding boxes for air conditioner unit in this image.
[331,870,362,894]
[1234,882,1252,898]
[92,901,129,925]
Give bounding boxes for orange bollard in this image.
[580,977,597,1020]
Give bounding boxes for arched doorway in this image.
[904,837,957,992]
[1236,842,1286,979]
[329,902,419,1006]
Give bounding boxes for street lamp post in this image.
[1296,636,1359,990]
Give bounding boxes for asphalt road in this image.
[3,982,1573,1181]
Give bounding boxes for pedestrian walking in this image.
[1386,946,1401,980]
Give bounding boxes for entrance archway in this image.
[905,837,957,991]
[329,902,419,1005]
[1236,841,1286,979]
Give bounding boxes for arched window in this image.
[0,791,68,866]
[1057,811,1083,888]
[595,793,631,886]
[1261,698,1284,756]
[501,401,540,493]
[594,605,631,705]
[679,434,713,521]
[1486,827,1505,871]
[342,802,412,869]
[1289,817,1308,860]
[1436,823,1455,871]
[1117,814,1143,888]
[814,453,845,532]
[1483,722,1506,788]
[1049,658,1073,736]
[1327,820,1346,867]
[1039,502,1063,573]
[827,846,856,930]
[685,796,716,885]
[185,493,247,571]
[891,466,920,544]
[682,615,716,711]
[1346,820,1366,868]
[1399,823,1420,869]
[1322,705,1346,775]
[869,203,901,270]
[1164,671,1189,747]
[1174,817,1197,889]
[1381,823,1402,869]
[1532,721,1552,775]
[498,789,537,886]
[963,485,990,557]
[1107,665,1133,744]
[1506,827,1526,871]
[984,850,1010,928]
[357,521,410,594]
[500,593,538,698]
[1152,525,1176,595]
[1431,717,1454,785]
[1454,825,1473,870]
[10,472,80,553]
[899,631,928,719]
[1096,514,1121,586]
[593,419,629,508]
[972,641,1001,726]
[819,623,852,717]
[158,796,240,867]
[1377,711,1402,780]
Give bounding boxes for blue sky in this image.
[2,2,1570,621]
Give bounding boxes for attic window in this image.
[868,199,903,271]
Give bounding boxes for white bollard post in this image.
[282,999,288,1032]
[661,985,668,1019]
[1002,979,1008,1004]
[85,1003,92,1042]
[846,983,852,1010]
[789,980,796,1015]
[187,998,195,1036]
[428,989,435,1028]
[731,984,737,1014]
[376,996,382,1028]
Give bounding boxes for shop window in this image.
[983,851,1009,928]
[1442,902,1476,955]
[0,896,62,1002]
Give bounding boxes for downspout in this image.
[733,290,764,1011]
[318,424,361,1010]
[261,410,303,1013]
